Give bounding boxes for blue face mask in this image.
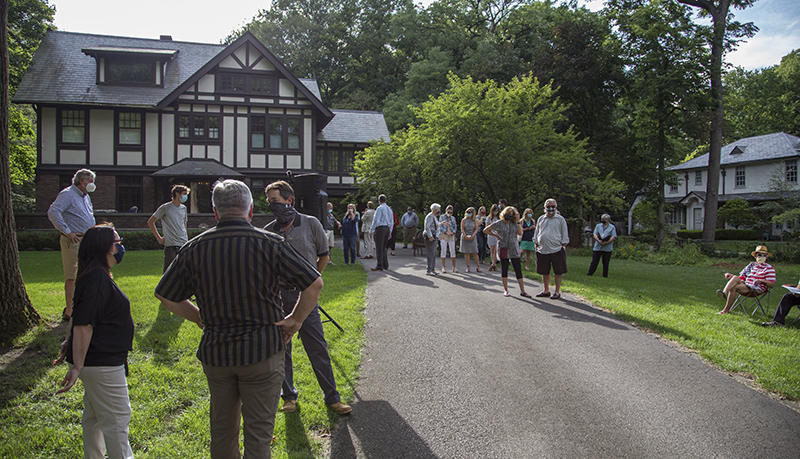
[466,213,472,218]
[180,194,188,203]
[113,243,125,264]
[328,209,333,214]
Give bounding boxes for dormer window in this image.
[82,46,178,87]
[218,72,277,95]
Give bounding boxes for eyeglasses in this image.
[113,238,123,243]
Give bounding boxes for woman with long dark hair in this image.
[54,223,135,459]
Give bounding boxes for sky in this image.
[51,0,799,71]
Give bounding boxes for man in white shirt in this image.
[148,185,190,272]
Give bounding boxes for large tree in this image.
[1,0,40,343]
[675,0,757,241]
[608,0,709,246]
[356,73,625,217]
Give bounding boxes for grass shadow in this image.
[0,321,67,410]
[136,303,186,365]
[282,406,315,458]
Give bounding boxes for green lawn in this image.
[1,248,366,459]
[530,254,800,400]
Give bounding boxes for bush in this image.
[612,236,650,261]
[16,229,208,251]
[676,229,760,240]
[647,238,708,266]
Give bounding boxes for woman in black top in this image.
[55,223,135,459]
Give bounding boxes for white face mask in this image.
[85,182,96,193]
[756,255,767,264]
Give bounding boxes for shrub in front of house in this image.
[676,229,760,240]
[16,229,208,251]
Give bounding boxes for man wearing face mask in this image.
[423,203,442,276]
[148,185,190,272]
[717,245,776,314]
[401,206,419,249]
[48,168,97,321]
[533,198,570,299]
[263,181,352,416]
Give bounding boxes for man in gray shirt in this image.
[148,185,190,272]
[47,168,97,321]
[264,181,352,416]
[533,198,570,299]
[400,207,419,249]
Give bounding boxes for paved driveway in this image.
[331,250,800,458]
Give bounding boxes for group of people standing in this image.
[49,169,351,459]
[422,198,577,299]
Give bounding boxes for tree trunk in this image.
[701,3,728,242]
[0,0,40,344]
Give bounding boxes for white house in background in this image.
[628,132,800,235]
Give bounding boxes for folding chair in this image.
[729,288,771,316]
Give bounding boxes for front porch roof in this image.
[152,158,244,178]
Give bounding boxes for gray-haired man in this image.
[47,168,96,321]
[155,179,323,459]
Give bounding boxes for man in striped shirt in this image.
[155,179,323,459]
[717,245,776,314]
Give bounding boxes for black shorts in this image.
[536,248,567,275]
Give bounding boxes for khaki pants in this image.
[403,227,416,247]
[60,234,81,280]
[203,351,284,459]
[78,365,134,459]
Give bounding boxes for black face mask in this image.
[269,202,297,227]
[113,243,125,264]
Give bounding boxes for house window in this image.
[694,171,702,186]
[61,110,86,144]
[317,152,325,171]
[786,160,797,183]
[343,151,355,172]
[116,176,142,212]
[118,112,142,145]
[668,183,678,194]
[250,116,302,150]
[218,73,277,95]
[178,114,221,141]
[735,166,746,188]
[328,150,339,171]
[106,59,155,84]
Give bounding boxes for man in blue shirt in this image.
[369,194,393,271]
[47,168,97,321]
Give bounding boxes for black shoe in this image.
[716,289,727,301]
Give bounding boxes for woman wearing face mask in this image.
[460,207,481,273]
[484,206,530,298]
[587,213,617,278]
[439,205,458,273]
[54,223,135,459]
[520,208,536,271]
[341,203,360,265]
[486,204,501,271]
[717,245,776,314]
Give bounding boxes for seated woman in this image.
[717,245,776,314]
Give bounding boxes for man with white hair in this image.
[155,179,323,459]
[423,203,442,276]
[534,198,569,299]
[47,168,97,321]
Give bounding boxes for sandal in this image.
[550,292,561,300]
[466,268,471,273]
[503,291,510,297]
[520,292,532,298]
[476,268,482,273]
[535,291,550,298]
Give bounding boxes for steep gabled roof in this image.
[13,31,225,107]
[151,158,244,177]
[668,133,800,171]
[157,32,333,129]
[319,110,390,144]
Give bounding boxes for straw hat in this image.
[751,245,772,257]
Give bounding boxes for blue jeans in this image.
[343,235,357,264]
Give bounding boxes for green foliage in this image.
[717,198,759,229]
[612,236,650,261]
[357,73,625,215]
[15,230,208,251]
[9,105,37,185]
[631,199,659,231]
[677,229,761,240]
[7,0,56,95]
[646,237,708,266]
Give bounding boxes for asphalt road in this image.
[330,249,800,458]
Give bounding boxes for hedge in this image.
[676,229,760,240]
[16,230,206,251]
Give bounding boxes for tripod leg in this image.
[318,306,344,332]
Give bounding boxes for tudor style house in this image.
[628,132,800,235]
[13,30,389,223]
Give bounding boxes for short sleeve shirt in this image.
[264,213,329,267]
[487,219,521,258]
[67,267,134,367]
[155,218,321,367]
[152,202,189,246]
